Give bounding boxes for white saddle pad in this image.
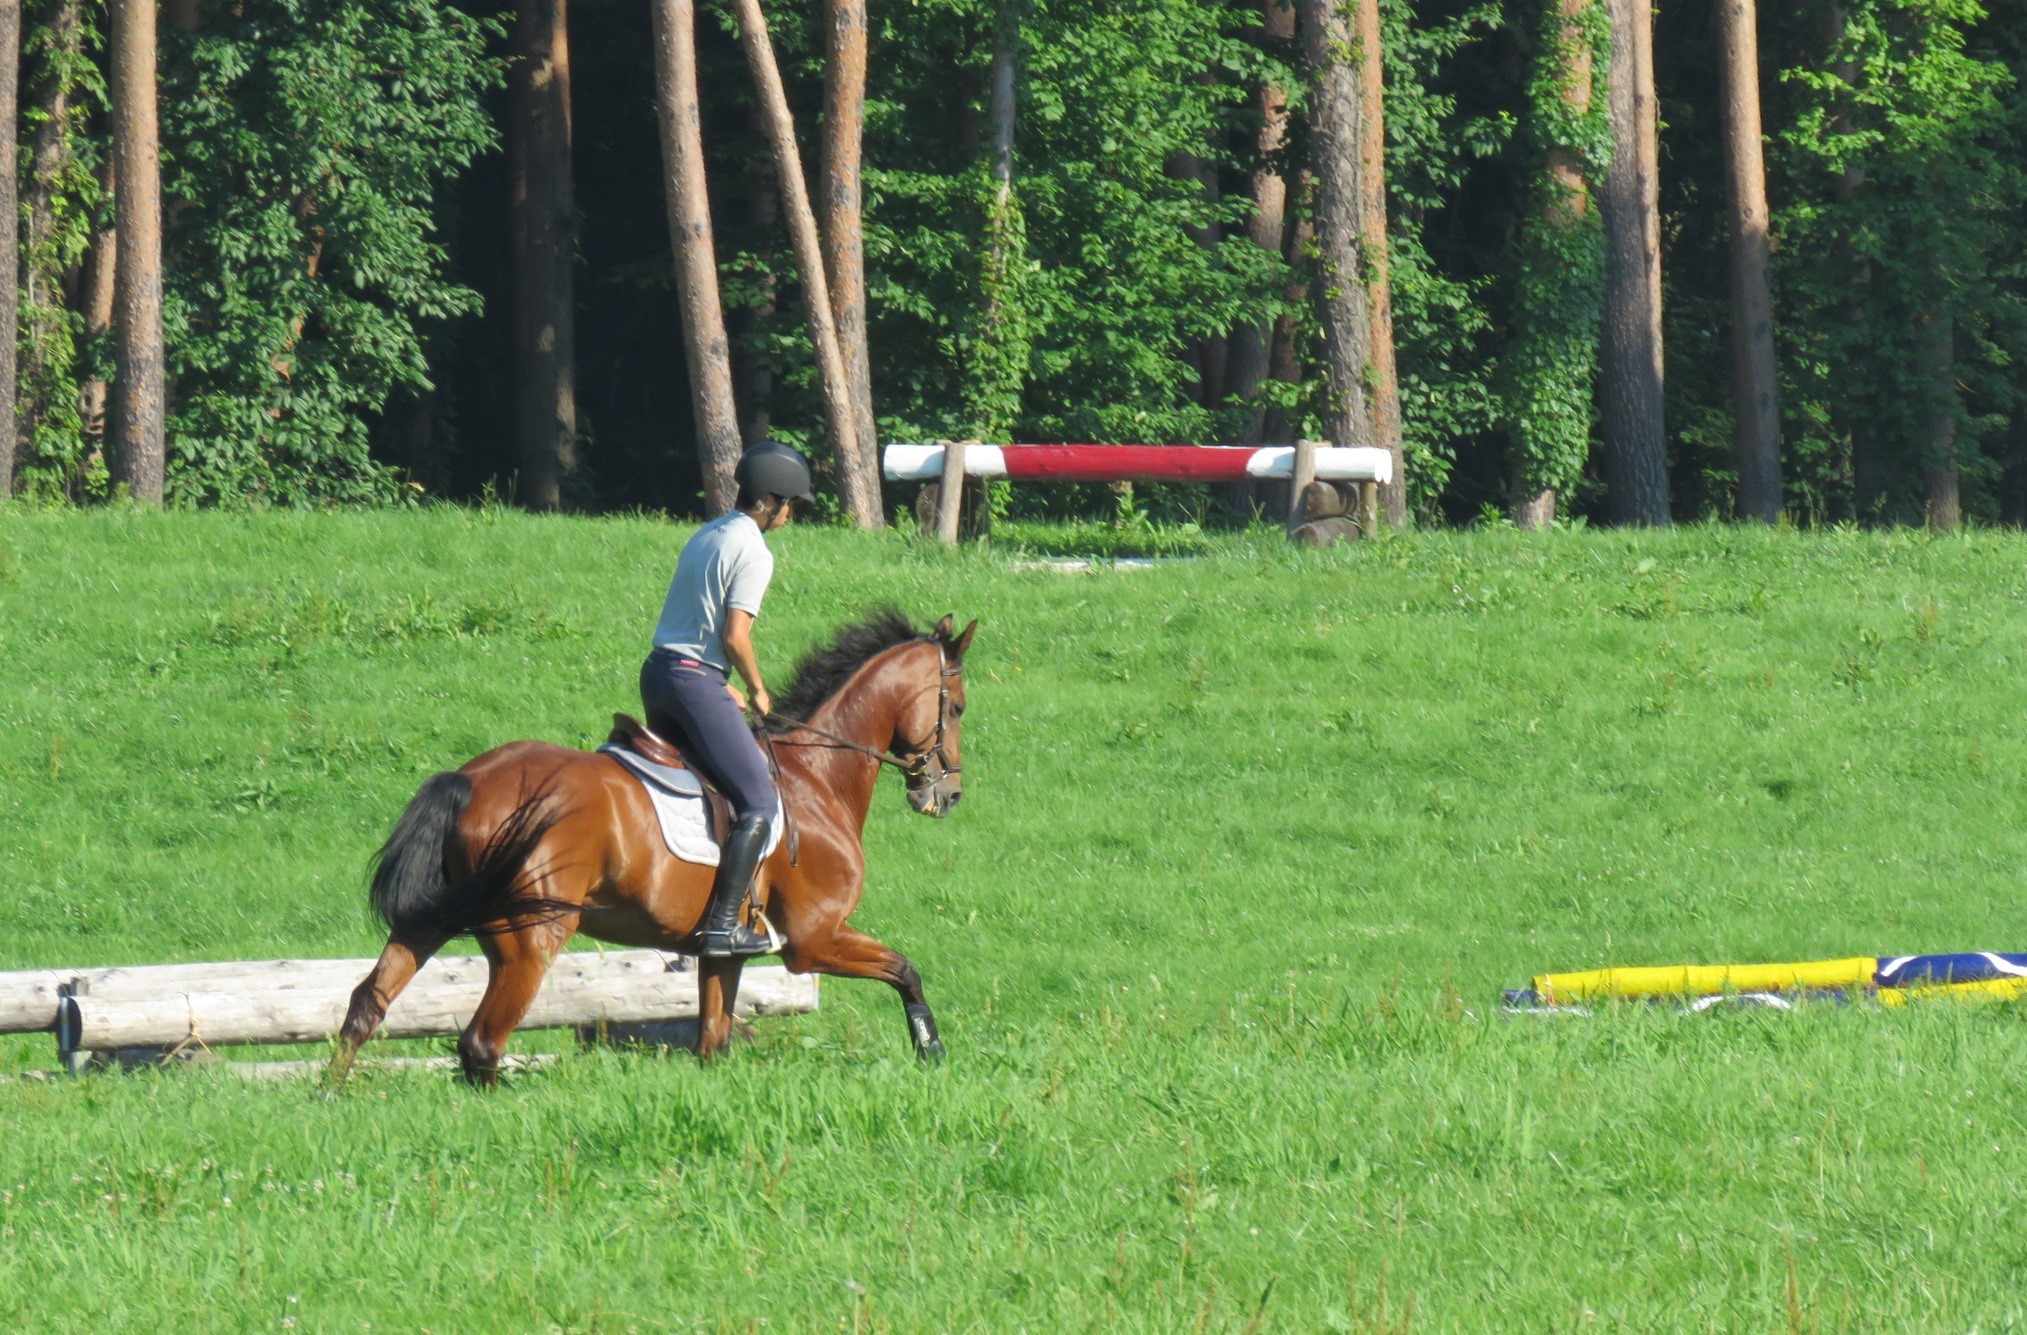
[598,745,784,868]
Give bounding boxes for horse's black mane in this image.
[766,608,924,729]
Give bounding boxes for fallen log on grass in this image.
[0,970,69,1035]
[0,951,817,1060]
[53,953,815,1051]
[72,966,811,1050]
[2,956,415,1033]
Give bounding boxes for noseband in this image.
[904,648,965,790]
[763,639,962,788]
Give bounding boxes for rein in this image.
[762,710,918,771]
[762,640,963,784]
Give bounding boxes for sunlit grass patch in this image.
[1,511,2025,1329]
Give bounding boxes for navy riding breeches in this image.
[639,647,778,821]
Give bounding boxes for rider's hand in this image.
[750,686,773,720]
[724,682,747,711]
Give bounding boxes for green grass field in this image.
[3,510,2026,1332]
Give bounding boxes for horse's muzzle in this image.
[909,782,962,817]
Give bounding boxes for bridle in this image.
[763,638,963,791]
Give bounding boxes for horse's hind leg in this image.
[326,931,449,1090]
[457,924,568,1087]
[784,925,944,1061]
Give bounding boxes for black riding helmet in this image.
[734,440,816,506]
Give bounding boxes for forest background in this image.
[0,0,2022,529]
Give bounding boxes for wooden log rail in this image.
[0,952,817,1068]
[883,443,1390,546]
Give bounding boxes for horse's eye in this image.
[952,703,965,718]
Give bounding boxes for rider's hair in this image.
[736,485,779,513]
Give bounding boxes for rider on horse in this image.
[639,440,814,958]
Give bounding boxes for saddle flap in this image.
[608,712,692,771]
[597,742,705,797]
[602,713,758,863]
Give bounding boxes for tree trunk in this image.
[968,0,1028,443]
[78,218,116,445]
[1227,0,1295,445]
[20,0,78,316]
[1717,0,1779,523]
[1355,0,1402,523]
[1922,306,1959,531]
[1513,476,1558,529]
[1259,196,1314,463]
[650,0,743,514]
[732,0,882,527]
[986,2,1017,268]
[0,0,19,498]
[1824,4,1877,522]
[734,139,779,446]
[109,0,166,504]
[1166,143,1224,405]
[396,388,443,493]
[509,0,578,511]
[1598,0,1668,524]
[1512,0,1599,530]
[17,0,81,474]
[1297,2,1383,521]
[1225,0,1295,515]
[822,0,877,471]
[2001,411,2026,528]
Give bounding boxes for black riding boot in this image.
[696,813,777,957]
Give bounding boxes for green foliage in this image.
[11,0,106,501]
[1502,0,1611,502]
[1013,0,1263,445]
[156,0,502,505]
[965,2,1037,447]
[7,515,2027,1324]
[849,0,1271,455]
[1378,0,1511,513]
[966,176,1035,440]
[1775,0,2024,522]
[8,0,2027,522]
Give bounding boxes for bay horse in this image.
[325,611,974,1087]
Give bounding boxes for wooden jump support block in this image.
[883,442,1390,546]
[0,952,817,1071]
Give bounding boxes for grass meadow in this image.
[2,509,2026,1332]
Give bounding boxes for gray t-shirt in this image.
[650,512,775,671]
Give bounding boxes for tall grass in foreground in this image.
[1,511,2024,1330]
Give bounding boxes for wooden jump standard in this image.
[882,442,1394,547]
[0,952,818,1074]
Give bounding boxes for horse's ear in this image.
[953,619,978,658]
[933,613,956,640]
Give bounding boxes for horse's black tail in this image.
[368,772,566,940]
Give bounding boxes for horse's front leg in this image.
[696,956,746,1061]
[783,925,943,1061]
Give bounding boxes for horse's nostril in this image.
[947,790,963,807]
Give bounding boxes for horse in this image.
[325,610,975,1087]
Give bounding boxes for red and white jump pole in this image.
[881,443,1393,486]
[883,443,1390,546]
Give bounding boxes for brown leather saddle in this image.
[606,713,733,847]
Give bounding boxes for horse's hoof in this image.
[904,1002,943,1062]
